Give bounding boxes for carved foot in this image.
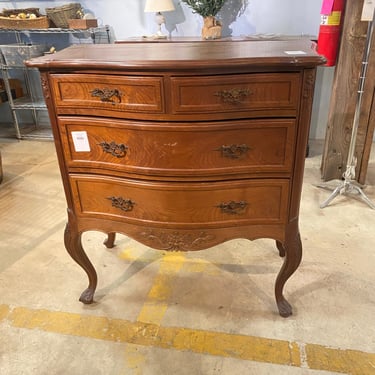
[277,297,293,317]
[64,221,98,304]
[275,228,302,318]
[104,232,116,248]
[79,288,95,304]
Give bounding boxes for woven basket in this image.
[0,15,49,30]
[2,8,41,17]
[45,3,81,28]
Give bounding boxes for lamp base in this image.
[154,31,168,39]
[154,12,168,39]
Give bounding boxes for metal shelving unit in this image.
[2,25,111,44]
[0,26,112,139]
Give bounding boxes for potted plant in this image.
[181,0,227,39]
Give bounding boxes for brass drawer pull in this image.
[107,196,135,212]
[214,88,251,104]
[215,144,250,159]
[99,141,128,158]
[90,88,122,103]
[217,200,248,215]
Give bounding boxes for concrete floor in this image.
[0,138,375,375]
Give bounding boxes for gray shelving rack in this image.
[0,26,112,139]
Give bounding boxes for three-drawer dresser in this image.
[27,40,325,317]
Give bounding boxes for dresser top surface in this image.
[27,39,325,71]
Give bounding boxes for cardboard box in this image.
[0,89,7,103]
[0,79,24,102]
[68,19,98,29]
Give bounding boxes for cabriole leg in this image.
[275,231,302,317]
[64,222,97,304]
[276,240,285,257]
[104,232,116,248]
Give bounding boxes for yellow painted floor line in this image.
[123,251,187,373]
[2,304,375,374]
[137,252,187,325]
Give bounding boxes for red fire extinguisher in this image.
[317,0,346,66]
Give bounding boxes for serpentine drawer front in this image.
[60,117,296,177]
[70,176,289,226]
[27,40,325,317]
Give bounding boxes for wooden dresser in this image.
[27,40,325,317]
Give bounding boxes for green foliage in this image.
[181,0,227,17]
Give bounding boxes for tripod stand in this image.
[319,8,375,209]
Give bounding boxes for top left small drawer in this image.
[50,74,165,117]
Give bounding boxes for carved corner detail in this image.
[140,230,215,251]
[302,71,315,99]
[40,74,50,99]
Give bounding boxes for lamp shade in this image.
[144,0,175,12]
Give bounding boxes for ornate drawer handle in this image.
[107,196,135,212]
[90,88,122,103]
[215,144,251,159]
[99,141,128,158]
[216,200,248,215]
[214,88,251,104]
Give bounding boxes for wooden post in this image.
[321,0,375,184]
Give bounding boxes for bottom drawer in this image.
[70,175,289,227]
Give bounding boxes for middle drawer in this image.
[60,117,296,177]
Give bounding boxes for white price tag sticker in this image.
[361,0,375,21]
[71,131,91,152]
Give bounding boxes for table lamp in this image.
[144,0,175,38]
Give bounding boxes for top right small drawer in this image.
[170,73,301,118]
